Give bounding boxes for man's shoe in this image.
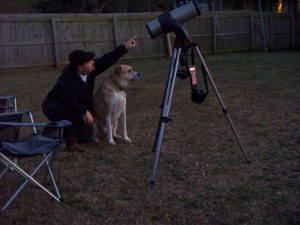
[67,141,85,152]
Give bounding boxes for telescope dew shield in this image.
[146,0,202,39]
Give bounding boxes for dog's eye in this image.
[128,69,132,73]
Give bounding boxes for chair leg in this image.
[42,151,57,183]
[43,153,61,199]
[0,153,62,212]
[0,158,17,178]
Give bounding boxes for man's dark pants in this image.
[42,101,91,144]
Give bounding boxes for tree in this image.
[31,0,174,13]
[32,0,102,13]
[0,0,36,13]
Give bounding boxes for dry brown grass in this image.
[0,51,299,225]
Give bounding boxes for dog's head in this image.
[114,65,140,89]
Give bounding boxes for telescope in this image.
[146,0,202,39]
[146,0,250,185]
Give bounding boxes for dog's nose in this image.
[137,73,141,77]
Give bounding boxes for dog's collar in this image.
[113,79,127,91]
[115,85,126,91]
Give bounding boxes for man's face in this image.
[78,60,95,74]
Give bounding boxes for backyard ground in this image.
[0,51,299,225]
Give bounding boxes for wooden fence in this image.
[0,11,299,69]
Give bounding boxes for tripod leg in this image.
[150,48,182,184]
[195,46,250,163]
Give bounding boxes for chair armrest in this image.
[0,110,31,117]
[0,120,71,128]
[0,95,17,100]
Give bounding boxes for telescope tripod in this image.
[150,41,250,185]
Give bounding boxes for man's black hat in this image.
[69,50,95,68]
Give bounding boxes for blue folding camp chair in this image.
[0,111,71,213]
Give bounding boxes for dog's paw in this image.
[92,136,100,143]
[114,134,122,139]
[124,137,132,143]
[108,139,116,145]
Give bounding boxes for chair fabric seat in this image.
[1,133,60,156]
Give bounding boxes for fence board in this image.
[0,11,299,69]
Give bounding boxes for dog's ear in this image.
[115,66,123,76]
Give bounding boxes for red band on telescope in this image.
[189,66,197,87]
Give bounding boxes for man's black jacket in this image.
[42,45,127,118]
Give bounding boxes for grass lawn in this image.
[0,51,299,225]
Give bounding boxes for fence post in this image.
[269,13,274,50]
[113,15,118,47]
[166,33,173,57]
[51,17,59,68]
[291,13,295,49]
[250,12,254,51]
[213,14,217,54]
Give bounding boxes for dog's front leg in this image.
[105,114,115,145]
[112,120,122,139]
[120,110,131,143]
